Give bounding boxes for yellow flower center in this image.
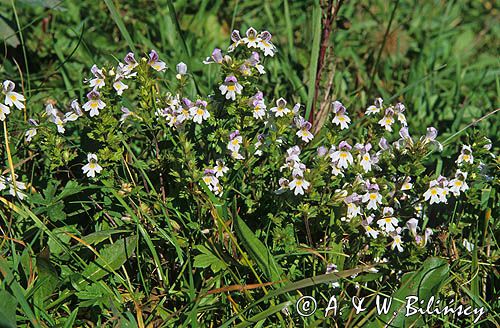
[369,193,377,200]
[454,181,462,187]
[197,109,204,115]
[90,102,98,108]
[10,95,17,101]
[430,188,438,195]
[228,85,236,91]
[340,152,348,158]
[295,180,303,186]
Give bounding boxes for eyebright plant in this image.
[0,26,497,325]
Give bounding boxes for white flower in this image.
[359,153,372,173]
[113,79,128,95]
[456,145,473,165]
[329,141,353,169]
[120,107,134,123]
[377,207,398,232]
[82,153,103,178]
[462,239,474,252]
[5,175,27,200]
[52,116,65,134]
[3,80,25,110]
[331,101,350,130]
[289,176,310,195]
[190,100,210,124]
[227,136,242,152]
[363,216,379,238]
[401,177,413,191]
[258,31,276,56]
[202,169,219,191]
[252,101,267,119]
[219,76,243,100]
[242,27,261,48]
[365,98,383,115]
[362,191,382,210]
[347,202,361,219]
[378,115,394,131]
[83,90,106,117]
[406,218,419,237]
[391,233,404,252]
[296,122,314,143]
[270,98,290,117]
[0,103,11,121]
[448,170,469,196]
[176,62,187,79]
[89,65,106,89]
[423,179,448,204]
[213,159,229,178]
[25,128,37,142]
[230,151,244,160]
[148,50,167,72]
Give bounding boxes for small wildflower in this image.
[345,193,362,219]
[377,207,398,232]
[83,90,106,117]
[270,98,290,117]
[362,215,379,238]
[0,103,11,121]
[250,91,267,119]
[120,106,134,123]
[25,119,38,142]
[258,31,276,56]
[2,80,25,110]
[355,143,372,173]
[362,183,382,210]
[227,130,242,152]
[176,62,187,79]
[82,153,103,178]
[395,102,407,126]
[227,31,242,52]
[448,170,469,196]
[148,50,167,72]
[4,174,27,199]
[423,178,448,204]
[378,107,395,131]
[317,146,328,158]
[89,65,106,89]
[456,145,473,165]
[295,116,314,143]
[330,141,353,169]
[289,174,310,195]
[190,99,210,124]
[365,97,383,115]
[406,218,419,237]
[401,176,413,191]
[213,159,229,178]
[246,52,266,74]
[113,78,128,96]
[122,52,138,74]
[391,228,404,252]
[202,169,219,192]
[242,27,260,48]
[219,76,242,100]
[462,239,474,252]
[331,101,350,130]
